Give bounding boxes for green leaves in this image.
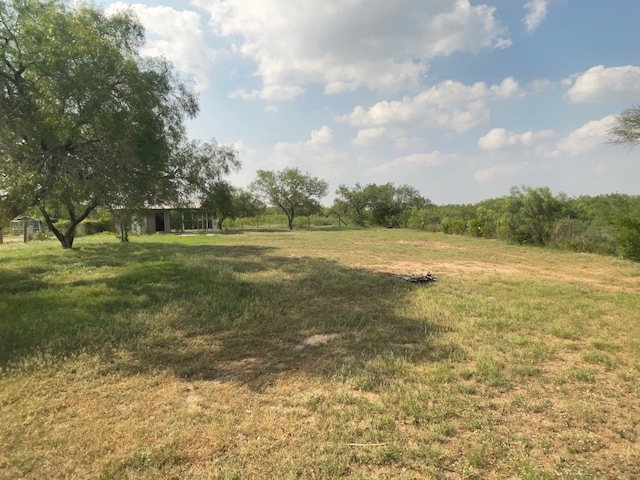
[611,211,640,260]
[609,104,640,146]
[0,0,222,248]
[498,186,564,246]
[251,168,328,229]
[334,183,430,227]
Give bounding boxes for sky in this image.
[102,0,640,205]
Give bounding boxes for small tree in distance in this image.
[250,168,328,230]
[202,183,264,230]
[333,182,430,227]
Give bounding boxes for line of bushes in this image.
[405,187,640,260]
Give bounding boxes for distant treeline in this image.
[228,185,640,261]
[18,183,638,262]
[408,186,640,261]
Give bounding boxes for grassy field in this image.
[1,229,639,479]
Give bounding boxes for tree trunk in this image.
[61,231,75,249]
[116,210,131,242]
[217,217,225,230]
[120,222,129,242]
[40,200,98,249]
[287,216,294,230]
[0,227,3,244]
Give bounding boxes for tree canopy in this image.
[0,0,237,248]
[333,182,431,227]
[202,183,265,230]
[497,186,565,246]
[250,168,328,230]
[609,104,640,147]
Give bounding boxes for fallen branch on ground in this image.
[345,442,390,447]
[392,272,438,283]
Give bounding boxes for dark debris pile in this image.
[394,272,438,284]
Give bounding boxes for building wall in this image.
[116,208,214,234]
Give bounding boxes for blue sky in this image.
[103,0,640,204]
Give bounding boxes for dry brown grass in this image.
[0,234,24,244]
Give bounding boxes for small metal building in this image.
[115,205,216,235]
[10,215,45,237]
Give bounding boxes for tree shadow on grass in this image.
[0,241,460,388]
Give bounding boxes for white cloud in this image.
[474,162,541,183]
[392,136,427,151]
[230,85,306,101]
[523,0,548,33]
[551,114,617,157]
[529,78,554,92]
[271,126,348,182]
[490,77,522,98]
[233,140,256,159]
[226,140,259,188]
[565,65,640,103]
[343,77,522,144]
[351,128,388,147]
[106,3,218,90]
[194,0,511,100]
[309,126,334,145]
[478,128,554,151]
[272,126,338,164]
[372,152,458,173]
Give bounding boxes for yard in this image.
[1,229,639,479]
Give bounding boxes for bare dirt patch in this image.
[184,385,204,411]
[369,260,519,277]
[0,235,24,244]
[395,240,467,250]
[296,334,340,349]
[366,257,639,294]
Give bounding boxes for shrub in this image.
[441,218,466,235]
[612,214,640,260]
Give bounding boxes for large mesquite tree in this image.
[0,0,235,248]
[333,182,430,227]
[250,168,328,230]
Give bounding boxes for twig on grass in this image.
[345,442,390,447]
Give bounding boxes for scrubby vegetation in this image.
[406,187,640,260]
[228,185,640,261]
[7,183,639,262]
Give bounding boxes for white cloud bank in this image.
[194,0,511,100]
[551,114,617,157]
[565,65,640,103]
[478,128,554,151]
[106,3,218,90]
[474,162,542,183]
[342,77,521,148]
[474,114,619,183]
[273,128,352,187]
[372,152,458,174]
[272,126,345,169]
[523,0,549,33]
